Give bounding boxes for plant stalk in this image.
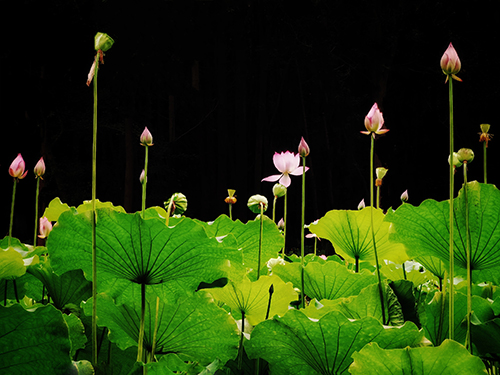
[257,203,264,280]
[370,136,386,324]
[33,177,40,246]
[463,163,472,353]
[137,282,146,363]
[9,179,17,247]
[150,296,160,362]
[300,155,306,309]
[448,76,455,340]
[141,145,149,218]
[282,192,288,256]
[483,142,487,184]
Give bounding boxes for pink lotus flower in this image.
[38,217,53,239]
[34,157,45,178]
[140,127,154,146]
[440,43,462,82]
[261,151,309,188]
[298,137,310,157]
[9,153,28,179]
[360,103,388,138]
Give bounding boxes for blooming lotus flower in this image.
[34,157,45,178]
[9,154,28,179]
[360,103,388,138]
[261,151,309,188]
[440,43,462,82]
[298,137,310,157]
[140,127,154,146]
[38,217,53,239]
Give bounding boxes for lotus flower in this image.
[9,154,28,179]
[38,217,53,239]
[140,127,153,146]
[298,137,310,157]
[34,157,45,178]
[440,43,462,82]
[262,151,309,188]
[360,103,388,138]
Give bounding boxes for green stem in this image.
[166,198,174,227]
[282,192,287,256]
[137,283,146,363]
[91,52,99,367]
[141,145,149,218]
[34,177,40,246]
[229,203,233,220]
[463,163,472,353]
[376,185,380,210]
[257,204,264,280]
[313,237,317,256]
[150,296,160,362]
[237,310,246,372]
[448,76,455,340]
[9,179,17,247]
[483,142,487,184]
[300,155,306,309]
[370,136,386,324]
[272,196,277,223]
[402,262,407,280]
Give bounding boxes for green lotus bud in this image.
[94,32,114,51]
[272,183,287,198]
[456,148,474,163]
[448,152,463,168]
[164,192,188,215]
[247,195,268,214]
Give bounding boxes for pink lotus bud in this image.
[319,255,327,260]
[298,137,310,157]
[9,153,28,179]
[34,157,45,178]
[361,103,388,138]
[139,169,146,184]
[440,43,462,82]
[38,217,53,239]
[400,190,409,203]
[140,127,154,146]
[277,218,285,231]
[358,199,365,210]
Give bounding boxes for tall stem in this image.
[463,163,472,352]
[257,204,264,280]
[272,196,277,223]
[91,53,99,366]
[9,179,17,247]
[33,177,40,246]
[282,192,288,256]
[150,296,160,362]
[141,145,149,218]
[370,136,386,324]
[300,155,306,309]
[137,283,146,362]
[483,142,487,184]
[448,77,455,340]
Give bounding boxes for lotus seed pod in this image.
[448,152,463,168]
[272,183,287,198]
[94,32,114,52]
[457,148,474,163]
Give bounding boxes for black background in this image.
[2,0,499,254]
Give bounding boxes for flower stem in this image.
[150,295,160,362]
[237,310,246,371]
[91,52,99,367]
[376,185,380,210]
[33,177,40,246]
[272,196,277,223]
[8,179,17,247]
[229,203,233,220]
[282,192,287,256]
[300,155,306,309]
[257,203,264,281]
[141,145,149,218]
[448,76,455,340]
[483,142,487,184]
[137,282,146,363]
[463,163,472,353]
[370,136,386,324]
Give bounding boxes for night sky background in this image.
[2,0,499,254]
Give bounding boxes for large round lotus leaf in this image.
[0,304,73,374]
[245,309,422,375]
[309,207,408,264]
[349,339,487,374]
[385,182,500,278]
[47,208,240,298]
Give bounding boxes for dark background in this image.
[2,0,499,254]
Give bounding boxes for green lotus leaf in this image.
[385,182,500,279]
[272,259,378,301]
[471,317,500,356]
[0,304,73,374]
[42,197,74,222]
[82,289,239,365]
[47,208,240,298]
[0,246,25,279]
[194,214,283,277]
[350,339,487,374]
[309,207,408,265]
[245,309,422,375]
[381,262,427,286]
[63,313,87,357]
[204,274,298,326]
[414,255,446,281]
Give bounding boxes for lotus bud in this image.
[94,32,114,52]
[375,167,388,186]
[457,148,474,163]
[298,137,310,157]
[139,169,146,184]
[448,152,463,169]
[34,157,45,179]
[140,127,154,146]
[358,199,365,210]
[224,189,237,204]
[440,43,462,82]
[247,194,268,214]
[38,217,53,239]
[9,153,28,179]
[400,190,409,203]
[164,193,188,215]
[277,218,284,231]
[272,183,287,198]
